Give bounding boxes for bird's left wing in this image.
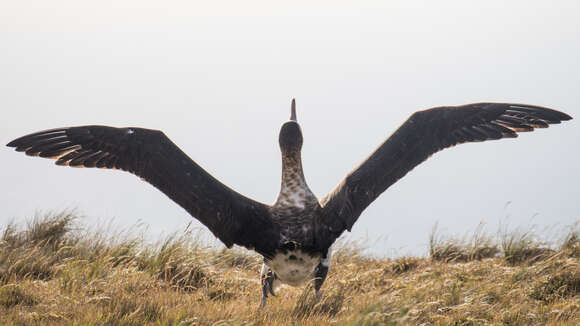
[7,126,279,257]
[316,103,572,248]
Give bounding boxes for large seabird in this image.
[6,100,572,307]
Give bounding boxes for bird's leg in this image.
[314,247,332,301]
[259,263,276,309]
[313,265,328,301]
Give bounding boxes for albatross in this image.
[6,100,572,307]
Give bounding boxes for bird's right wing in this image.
[317,103,572,248]
[7,126,280,257]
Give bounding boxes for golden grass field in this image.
[0,212,578,325]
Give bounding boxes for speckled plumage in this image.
[262,149,323,290]
[272,155,319,242]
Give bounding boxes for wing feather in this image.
[7,125,279,257]
[317,103,571,248]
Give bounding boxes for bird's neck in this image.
[274,151,315,209]
[281,152,307,188]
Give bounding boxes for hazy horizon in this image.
[1,1,579,256]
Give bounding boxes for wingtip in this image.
[290,98,297,121]
[543,107,573,121]
[6,138,19,148]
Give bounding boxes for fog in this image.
[1,1,579,256]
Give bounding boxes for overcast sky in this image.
[1,1,579,256]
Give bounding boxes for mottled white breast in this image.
[267,250,320,286]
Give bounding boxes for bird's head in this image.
[279,98,303,154]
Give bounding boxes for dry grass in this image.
[429,223,500,263]
[0,212,579,325]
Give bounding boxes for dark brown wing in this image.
[7,126,279,257]
[317,103,572,248]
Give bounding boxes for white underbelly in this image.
[268,250,320,286]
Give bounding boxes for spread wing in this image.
[7,126,279,257]
[317,103,572,247]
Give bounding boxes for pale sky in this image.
[1,1,579,256]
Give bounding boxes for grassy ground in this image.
[0,212,579,325]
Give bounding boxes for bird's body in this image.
[267,180,325,289]
[6,100,572,308]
